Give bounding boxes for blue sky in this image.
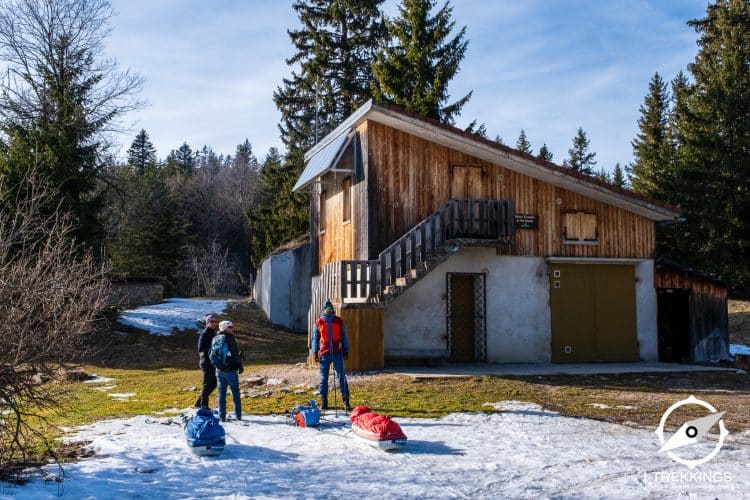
[106,0,709,172]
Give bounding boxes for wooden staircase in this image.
[307,198,514,334]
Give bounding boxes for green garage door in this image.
[550,264,638,362]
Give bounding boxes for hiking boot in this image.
[320,396,328,410]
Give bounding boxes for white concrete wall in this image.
[253,243,311,332]
[635,260,658,361]
[383,248,551,363]
[383,250,660,364]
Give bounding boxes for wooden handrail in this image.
[307,198,514,335]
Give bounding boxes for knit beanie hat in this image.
[219,320,233,332]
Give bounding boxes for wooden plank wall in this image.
[318,141,356,271]
[338,305,384,370]
[655,265,729,362]
[364,121,656,260]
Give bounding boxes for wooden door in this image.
[593,265,639,361]
[657,289,692,362]
[550,263,638,362]
[550,264,596,362]
[451,165,484,199]
[448,274,475,362]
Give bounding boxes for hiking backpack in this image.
[209,333,229,370]
[288,400,320,428]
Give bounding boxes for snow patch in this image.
[8,410,749,498]
[154,408,184,415]
[587,403,638,410]
[118,298,229,336]
[84,375,117,384]
[107,393,135,400]
[483,400,553,413]
[92,385,116,392]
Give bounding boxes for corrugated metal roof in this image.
[292,130,351,192]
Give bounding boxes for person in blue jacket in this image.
[312,299,351,411]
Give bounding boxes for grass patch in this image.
[28,299,750,440]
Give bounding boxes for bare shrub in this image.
[0,180,109,477]
[175,239,240,296]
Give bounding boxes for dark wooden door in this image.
[657,289,691,362]
[448,274,475,362]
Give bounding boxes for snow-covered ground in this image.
[117,298,229,335]
[731,343,750,356]
[3,402,748,499]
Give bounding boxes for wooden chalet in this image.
[293,100,692,370]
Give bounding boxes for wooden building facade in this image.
[293,101,723,370]
[654,259,729,363]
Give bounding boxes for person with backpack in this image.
[312,299,351,411]
[195,314,219,409]
[211,320,244,422]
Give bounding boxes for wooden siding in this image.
[655,263,729,362]
[313,120,658,270]
[318,141,356,271]
[362,121,655,260]
[338,306,384,370]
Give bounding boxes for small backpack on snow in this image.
[289,400,320,428]
[209,333,229,370]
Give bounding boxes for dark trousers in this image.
[196,363,217,408]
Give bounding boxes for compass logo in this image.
[655,395,729,469]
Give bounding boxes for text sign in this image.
[514,214,539,229]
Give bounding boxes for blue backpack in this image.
[290,400,321,428]
[184,408,225,449]
[209,333,229,370]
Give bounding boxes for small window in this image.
[342,177,351,223]
[563,211,597,243]
[319,190,326,233]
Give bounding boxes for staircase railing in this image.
[379,198,513,288]
[306,198,514,335]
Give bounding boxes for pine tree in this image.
[595,169,611,183]
[127,129,157,173]
[106,165,187,280]
[274,0,386,157]
[563,127,597,175]
[612,163,626,188]
[516,129,532,154]
[166,143,195,175]
[667,0,750,291]
[371,0,471,124]
[537,144,553,162]
[250,148,309,267]
[234,139,259,171]
[0,0,142,248]
[268,1,385,258]
[627,73,673,198]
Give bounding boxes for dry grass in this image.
[729,299,750,345]
[49,299,750,437]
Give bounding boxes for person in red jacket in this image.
[312,299,350,411]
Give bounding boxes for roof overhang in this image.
[295,100,680,222]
